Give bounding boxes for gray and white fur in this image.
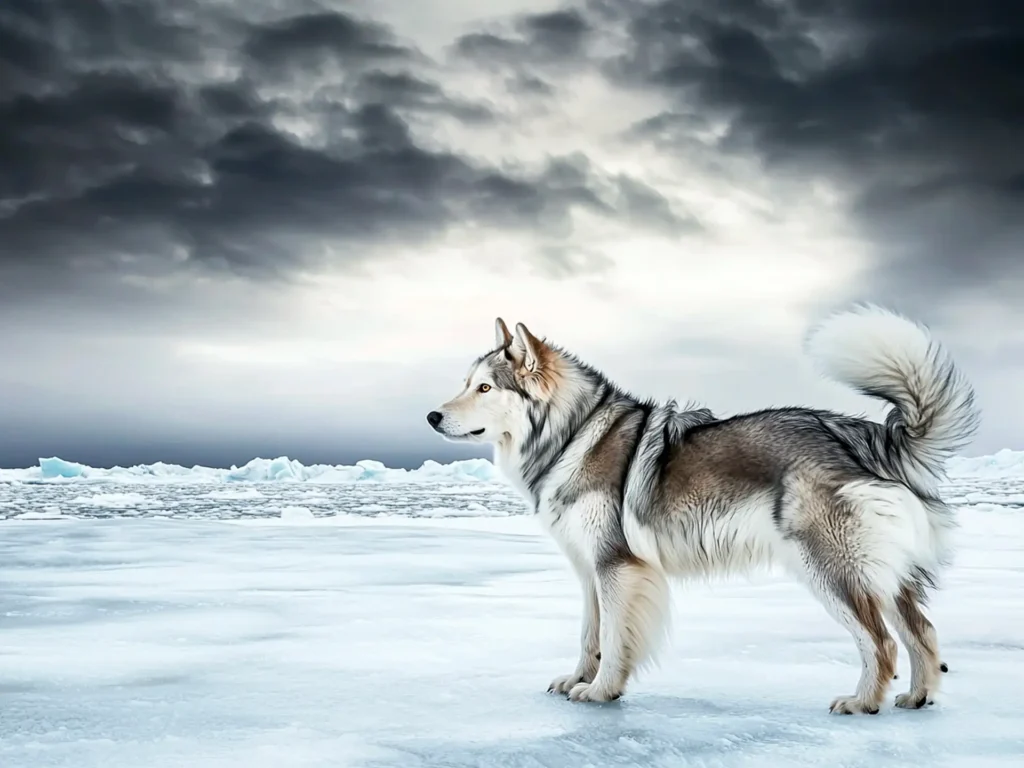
[426,306,979,714]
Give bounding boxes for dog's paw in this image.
[829,695,880,715]
[567,681,622,703]
[894,691,932,709]
[547,672,587,695]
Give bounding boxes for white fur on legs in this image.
[884,589,942,709]
[548,574,601,694]
[794,565,894,715]
[568,558,669,703]
[827,610,888,716]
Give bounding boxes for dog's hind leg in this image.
[888,637,900,680]
[783,489,897,714]
[810,578,896,715]
[567,556,669,703]
[548,563,601,695]
[884,582,942,709]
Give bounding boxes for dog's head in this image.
[426,318,571,446]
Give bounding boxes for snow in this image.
[1,453,1024,767]
[278,505,315,521]
[10,504,65,520]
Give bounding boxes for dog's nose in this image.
[426,411,443,428]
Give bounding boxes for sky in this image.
[1,0,1022,469]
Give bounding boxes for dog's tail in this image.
[805,304,981,492]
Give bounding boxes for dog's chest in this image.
[536,488,612,565]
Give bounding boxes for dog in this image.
[427,306,977,714]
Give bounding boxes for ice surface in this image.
[279,505,315,521]
[70,492,151,508]
[1,456,1023,767]
[0,477,523,521]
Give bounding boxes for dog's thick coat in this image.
[427,306,979,714]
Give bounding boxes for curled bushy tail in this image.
[805,304,981,491]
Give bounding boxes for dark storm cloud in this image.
[596,0,1024,301]
[451,8,594,101]
[466,152,697,238]
[352,71,495,124]
[613,175,702,236]
[505,73,556,97]
[519,9,592,57]
[242,10,415,69]
[454,9,592,65]
[0,0,680,302]
[458,0,1024,302]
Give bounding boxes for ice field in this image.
[2,453,1024,767]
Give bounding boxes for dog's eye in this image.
[477,383,491,393]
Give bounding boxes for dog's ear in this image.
[514,322,544,374]
[494,317,513,349]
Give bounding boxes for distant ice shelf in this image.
[946,448,1024,479]
[0,455,500,484]
[0,449,1021,484]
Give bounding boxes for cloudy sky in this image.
[1,0,1021,469]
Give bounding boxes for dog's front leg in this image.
[548,569,600,694]
[568,557,669,703]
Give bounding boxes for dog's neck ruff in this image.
[498,389,715,520]
[519,383,613,502]
[499,378,647,511]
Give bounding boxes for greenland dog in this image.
[426,306,978,714]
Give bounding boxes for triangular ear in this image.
[514,322,544,374]
[494,317,513,349]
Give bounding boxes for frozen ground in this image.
[2,455,1024,767]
